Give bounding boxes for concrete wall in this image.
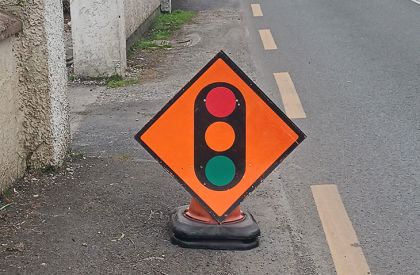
[0,1,70,192]
[124,0,160,38]
[44,0,71,163]
[0,35,25,193]
[71,0,126,77]
[71,0,161,77]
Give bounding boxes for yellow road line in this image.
[259,29,278,50]
[311,184,371,275]
[273,72,306,118]
[251,4,263,16]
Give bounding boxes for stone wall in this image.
[0,1,69,192]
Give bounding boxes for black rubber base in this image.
[170,206,260,250]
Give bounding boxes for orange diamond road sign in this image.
[135,51,305,222]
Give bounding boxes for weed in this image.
[132,40,172,51]
[106,75,139,88]
[131,10,196,51]
[68,74,138,88]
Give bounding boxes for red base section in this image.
[185,198,245,224]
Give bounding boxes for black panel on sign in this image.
[194,82,246,191]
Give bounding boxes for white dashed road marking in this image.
[251,4,263,17]
[258,29,278,50]
[311,185,371,275]
[273,72,306,119]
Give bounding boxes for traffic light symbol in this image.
[194,82,246,191]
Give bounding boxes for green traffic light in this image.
[205,156,236,187]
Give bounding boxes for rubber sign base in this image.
[170,206,260,250]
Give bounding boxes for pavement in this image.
[0,0,419,274]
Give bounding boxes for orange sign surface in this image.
[135,51,305,221]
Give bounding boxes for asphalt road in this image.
[176,0,419,273]
[241,0,420,274]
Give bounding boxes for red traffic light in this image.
[205,86,237,118]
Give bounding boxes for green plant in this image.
[131,10,196,51]
[106,75,138,88]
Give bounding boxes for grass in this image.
[67,74,138,88]
[105,75,139,88]
[131,10,196,51]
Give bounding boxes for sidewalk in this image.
[0,5,256,274]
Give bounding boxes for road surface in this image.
[240,0,420,274]
[177,0,420,273]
